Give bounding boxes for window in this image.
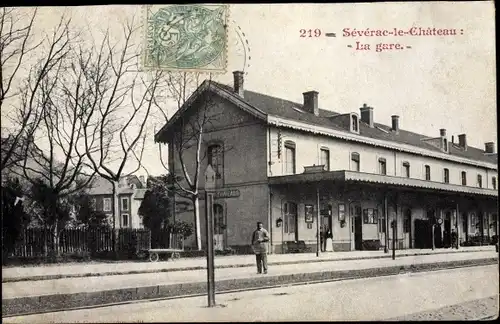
[214,204,225,235]
[207,144,224,179]
[91,198,97,210]
[283,202,297,234]
[122,214,129,228]
[403,209,411,233]
[284,141,296,174]
[363,208,378,224]
[493,177,497,190]
[477,175,482,188]
[320,148,330,171]
[425,165,431,181]
[403,162,410,178]
[444,168,449,183]
[378,158,387,175]
[352,115,358,132]
[121,197,129,211]
[351,152,360,172]
[461,171,467,186]
[103,198,111,212]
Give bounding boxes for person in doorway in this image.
[251,221,270,274]
[451,228,458,249]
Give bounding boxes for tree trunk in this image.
[192,195,202,250]
[112,180,120,255]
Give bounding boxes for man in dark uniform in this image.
[251,221,270,274]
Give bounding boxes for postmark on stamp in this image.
[142,4,229,73]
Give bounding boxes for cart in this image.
[139,233,184,262]
[141,248,183,262]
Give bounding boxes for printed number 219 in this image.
[300,29,321,37]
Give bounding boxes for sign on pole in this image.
[204,165,216,307]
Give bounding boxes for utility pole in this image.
[384,194,389,253]
[204,165,216,307]
[316,187,320,257]
[391,220,396,260]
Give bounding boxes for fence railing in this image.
[6,228,158,258]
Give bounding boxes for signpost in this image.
[203,166,242,307]
[204,165,216,307]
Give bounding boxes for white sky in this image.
[2,2,496,177]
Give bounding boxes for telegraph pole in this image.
[384,195,389,253]
[316,187,320,257]
[204,165,216,307]
[391,220,396,260]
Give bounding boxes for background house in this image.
[87,175,148,229]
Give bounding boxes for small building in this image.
[87,175,147,229]
[155,71,498,254]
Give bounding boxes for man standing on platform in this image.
[251,221,270,274]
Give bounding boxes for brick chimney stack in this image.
[233,71,244,97]
[360,104,374,128]
[458,134,467,151]
[485,142,495,154]
[302,91,319,116]
[391,115,400,133]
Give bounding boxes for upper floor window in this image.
[352,115,358,132]
[121,197,129,212]
[320,147,330,171]
[461,171,467,186]
[284,141,296,174]
[402,162,410,178]
[443,168,450,184]
[425,165,431,181]
[103,198,112,212]
[493,177,497,190]
[207,144,224,179]
[351,152,360,172]
[378,158,387,175]
[477,174,482,188]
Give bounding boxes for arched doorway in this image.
[213,203,225,251]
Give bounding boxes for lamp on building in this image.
[276,218,283,228]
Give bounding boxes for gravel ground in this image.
[388,295,499,321]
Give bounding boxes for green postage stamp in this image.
[143,4,229,73]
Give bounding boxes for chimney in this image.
[440,129,446,137]
[458,134,467,151]
[451,135,454,144]
[302,91,319,116]
[360,103,374,128]
[485,142,495,154]
[233,71,244,97]
[391,115,400,132]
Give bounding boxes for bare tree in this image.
[155,72,232,251]
[80,19,164,251]
[0,7,41,172]
[16,16,100,257]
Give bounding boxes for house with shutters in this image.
[87,175,148,229]
[155,71,498,254]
